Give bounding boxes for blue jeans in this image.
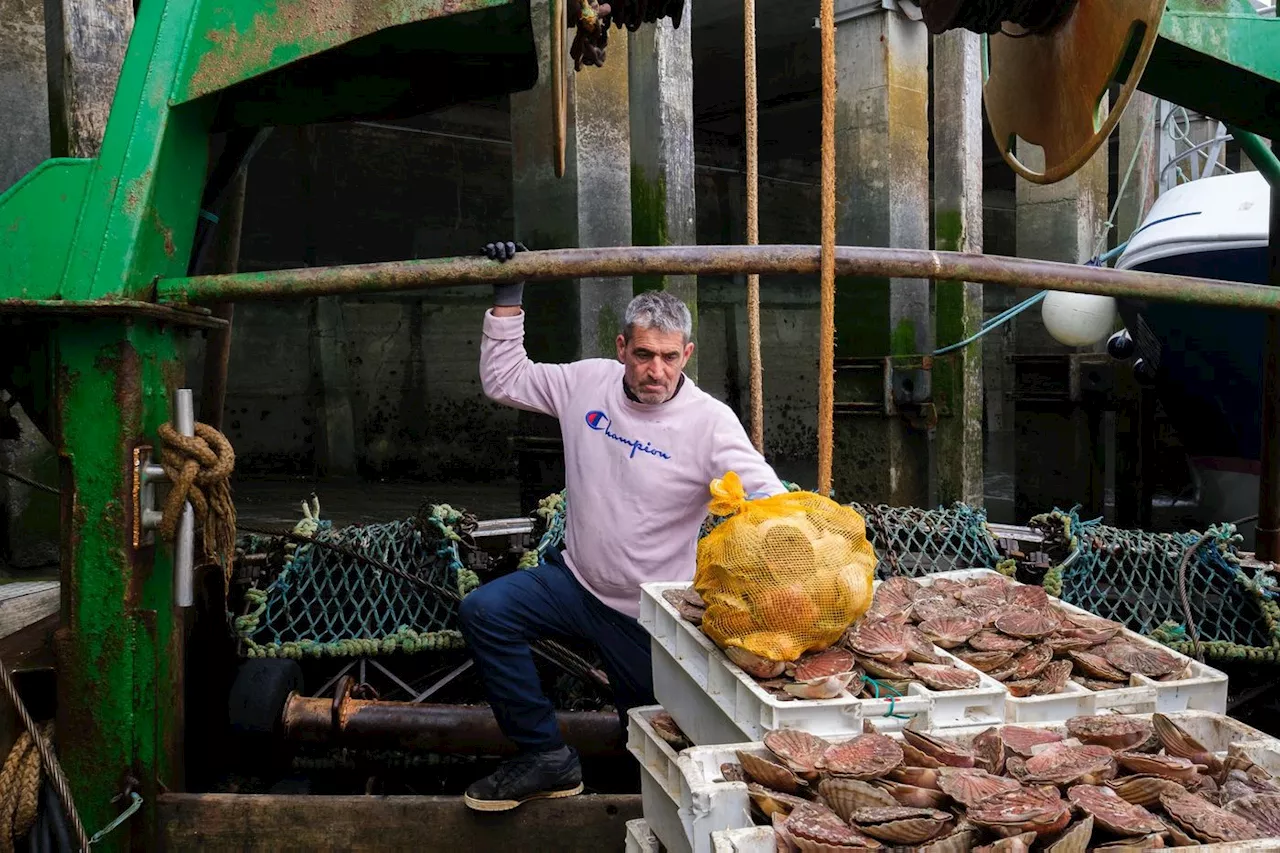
[457,549,656,752]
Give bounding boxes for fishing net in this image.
[1036,508,1280,664]
[693,472,877,662]
[235,505,480,659]
[850,502,1003,578]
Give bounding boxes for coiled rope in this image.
[157,422,237,579]
[0,661,87,852]
[919,0,1079,36]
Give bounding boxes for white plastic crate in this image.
[640,581,1006,744]
[647,709,1280,853]
[913,569,1229,722]
[625,819,661,853]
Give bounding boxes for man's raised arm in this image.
[479,240,577,418]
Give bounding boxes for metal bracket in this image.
[822,0,922,26]
[834,356,933,417]
[131,389,196,607]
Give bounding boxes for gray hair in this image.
[623,290,693,343]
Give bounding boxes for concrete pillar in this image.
[43,0,133,158]
[509,0,633,510]
[931,30,984,507]
[1013,140,1110,520]
[1116,93,1159,243]
[511,0,633,364]
[629,4,697,378]
[832,2,931,506]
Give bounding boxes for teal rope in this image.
[933,292,1047,356]
[862,675,911,719]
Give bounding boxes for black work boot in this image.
[463,745,584,812]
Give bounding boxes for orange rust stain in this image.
[151,209,176,259]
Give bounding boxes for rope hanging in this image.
[816,0,836,495]
[919,0,1079,36]
[157,421,237,581]
[744,0,764,452]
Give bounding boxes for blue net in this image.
[849,502,1002,578]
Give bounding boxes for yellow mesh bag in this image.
[693,472,878,662]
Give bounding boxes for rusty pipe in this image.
[156,245,1280,314]
[280,694,626,758]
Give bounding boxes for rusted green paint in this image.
[631,163,668,294]
[0,159,91,300]
[176,0,515,104]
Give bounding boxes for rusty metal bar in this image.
[280,696,626,758]
[158,245,1280,314]
[1257,143,1280,563]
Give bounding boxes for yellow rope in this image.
[0,723,53,852]
[817,0,837,495]
[744,0,764,453]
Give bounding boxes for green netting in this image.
[850,502,1002,578]
[1038,508,1280,663]
[235,506,480,659]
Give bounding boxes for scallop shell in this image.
[1031,660,1073,695]
[1066,715,1154,751]
[1063,609,1122,631]
[784,671,859,700]
[1057,626,1121,646]
[1043,815,1094,853]
[737,750,807,794]
[1001,726,1064,757]
[1152,713,1223,775]
[911,597,967,624]
[968,631,1031,653]
[1009,643,1053,680]
[1046,634,1095,655]
[851,807,953,844]
[1114,751,1201,783]
[918,828,978,853]
[1226,792,1280,836]
[878,576,922,603]
[1004,679,1039,698]
[847,620,910,663]
[886,765,941,789]
[870,780,950,809]
[994,609,1059,640]
[1003,756,1029,781]
[918,616,983,649]
[766,729,834,777]
[1090,834,1168,852]
[649,711,690,750]
[1160,788,1264,843]
[726,645,788,679]
[748,782,813,820]
[972,727,1006,775]
[931,577,972,596]
[720,762,748,783]
[1102,641,1184,678]
[1067,784,1167,836]
[902,729,975,768]
[910,663,981,691]
[1072,675,1125,692]
[857,655,914,681]
[1104,774,1186,807]
[954,649,1015,673]
[957,585,1007,609]
[903,624,944,664]
[819,777,898,822]
[1008,585,1051,611]
[772,811,800,852]
[1023,743,1116,786]
[972,831,1036,853]
[820,734,904,780]
[795,648,858,682]
[936,767,1022,807]
[967,787,1072,837]
[786,803,882,849]
[1068,650,1129,682]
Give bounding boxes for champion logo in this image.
[584,410,671,460]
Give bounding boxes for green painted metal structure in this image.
[0,0,1276,847]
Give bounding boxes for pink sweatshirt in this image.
[481,310,786,618]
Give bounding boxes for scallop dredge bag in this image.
[694,472,877,663]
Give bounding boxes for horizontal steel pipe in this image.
[158,245,1280,313]
[281,697,626,758]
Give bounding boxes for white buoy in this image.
[1041,291,1118,347]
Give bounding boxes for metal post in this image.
[174,389,194,607]
[1257,142,1280,562]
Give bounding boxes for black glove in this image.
[482,241,528,307]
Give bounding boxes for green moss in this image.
[631,163,668,295]
[596,303,620,359]
[890,318,918,357]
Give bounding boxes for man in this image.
[459,240,785,812]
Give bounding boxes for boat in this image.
[1113,170,1272,544]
